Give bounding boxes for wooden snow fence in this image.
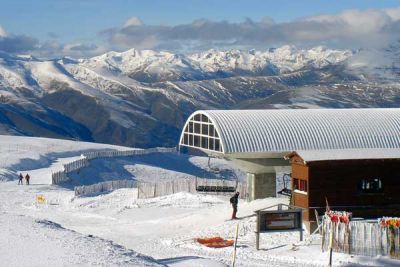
[137,178,247,199]
[321,220,400,258]
[74,180,137,197]
[63,157,89,173]
[84,147,176,160]
[51,147,176,185]
[137,179,197,198]
[51,170,68,185]
[51,157,89,184]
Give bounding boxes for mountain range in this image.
[0,45,399,147]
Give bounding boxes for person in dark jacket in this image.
[18,173,23,185]
[230,192,240,219]
[25,173,30,185]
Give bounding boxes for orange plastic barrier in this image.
[196,237,234,248]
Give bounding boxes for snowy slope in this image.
[1,136,399,266]
[1,213,162,267]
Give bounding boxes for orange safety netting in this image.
[195,237,234,248]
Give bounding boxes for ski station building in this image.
[178,108,400,224]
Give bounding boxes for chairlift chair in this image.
[195,157,238,193]
[277,173,292,196]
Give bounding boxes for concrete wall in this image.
[247,172,276,201]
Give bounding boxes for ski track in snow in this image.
[1,135,399,267]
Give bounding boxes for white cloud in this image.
[123,17,143,28]
[3,7,400,58]
[303,8,398,34]
[0,26,7,37]
[101,7,400,51]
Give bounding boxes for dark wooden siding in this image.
[291,155,310,221]
[293,158,400,221]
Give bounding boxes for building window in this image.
[180,113,223,152]
[358,178,383,193]
[293,178,307,193]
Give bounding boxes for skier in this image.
[18,173,23,185]
[230,192,240,219]
[25,173,30,185]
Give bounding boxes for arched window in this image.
[180,113,222,152]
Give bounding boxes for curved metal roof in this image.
[179,108,400,156]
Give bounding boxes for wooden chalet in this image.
[287,149,400,230]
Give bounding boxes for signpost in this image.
[255,203,303,250]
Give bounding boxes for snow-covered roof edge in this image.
[286,148,400,163]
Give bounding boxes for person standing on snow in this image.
[230,192,240,219]
[25,173,30,185]
[18,173,23,185]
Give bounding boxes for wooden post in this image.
[321,220,326,251]
[232,223,239,267]
[300,209,304,242]
[153,183,157,198]
[256,211,260,250]
[314,209,321,235]
[328,222,333,267]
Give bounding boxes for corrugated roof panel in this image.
[185,108,400,154]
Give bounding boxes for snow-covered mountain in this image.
[79,45,352,82]
[0,46,399,147]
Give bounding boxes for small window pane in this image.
[209,138,215,150]
[209,125,215,137]
[194,135,200,147]
[202,124,208,135]
[201,137,208,149]
[189,134,193,146]
[215,139,220,151]
[194,114,201,121]
[189,122,193,132]
[183,134,188,145]
[293,178,298,190]
[214,128,219,138]
[201,114,209,122]
[194,123,201,134]
[293,178,307,193]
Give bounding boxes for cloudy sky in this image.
[0,0,400,57]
